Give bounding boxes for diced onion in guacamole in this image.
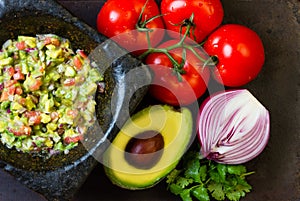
[0,34,103,156]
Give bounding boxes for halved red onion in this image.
[197,89,270,164]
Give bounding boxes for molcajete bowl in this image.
[0,0,151,200]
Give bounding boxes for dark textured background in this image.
[0,0,299,201]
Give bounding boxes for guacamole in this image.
[0,34,102,155]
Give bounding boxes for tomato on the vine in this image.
[97,0,165,55]
[145,40,210,106]
[160,0,224,43]
[203,24,265,87]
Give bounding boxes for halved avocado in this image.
[102,105,194,190]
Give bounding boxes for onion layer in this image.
[197,89,270,164]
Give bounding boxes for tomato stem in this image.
[184,45,205,62]
[241,171,255,177]
[136,0,149,29]
[139,22,192,59]
[145,31,152,49]
[136,0,163,32]
[209,55,219,66]
[181,13,197,41]
[136,10,209,80]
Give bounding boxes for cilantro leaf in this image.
[216,163,227,182]
[226,190,245,201]
[223,176,252,201]
[180,189,193,201]
[199,164,207,182]
[235,176,252,192]
[192,185,210,201]
[209,168,222,183]
[177,176,194,188]
[165,151,254,201]
[208,182,225,200]
[227,165,247,175]
[184,155,201,182]
[166,169,181,184]
[226,177,252,201]
[169,183,184,195]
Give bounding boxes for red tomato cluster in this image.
[96,0,265,106]
[97,0,165,55]
[145,39,211,106]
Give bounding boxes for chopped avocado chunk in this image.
[46,48,63,59]
[1,101,10,110]
[0,57,13,66]
[46,123,57,132]
[18,36,36,48]
[41,113,51,123]
[1,132,16,148]
[64,66,76,77]
[25,96,36,110]
[10,102,24,111]
[0,121,7,132]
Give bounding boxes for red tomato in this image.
[145,40,210,106]
[73,56,82,70]
[16,41,26,50]
[64,135,83,144]
[63,78,76,86]
[13,68,25,80]
[66,109,79,119]
[160,0,224,43]
[17,97,26,105]
[203,24,265,87]
[28,78,42,91]
[25,111,42,126]
[76,50,87,58]
[15,86,23,95]
[44,37,60,46]
[9,125,32,136]
[5,67,15,77]
[7,67,15,77]
[0,85,16,102]
[50,111,59,121]
[4,80,17,88]
[97,0,165,55]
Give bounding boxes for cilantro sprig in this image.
[166,151,254,201]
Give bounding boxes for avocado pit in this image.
[125,130,164,169]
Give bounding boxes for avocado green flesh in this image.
[102,105,193,190]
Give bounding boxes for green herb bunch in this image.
[166,151,254,201]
